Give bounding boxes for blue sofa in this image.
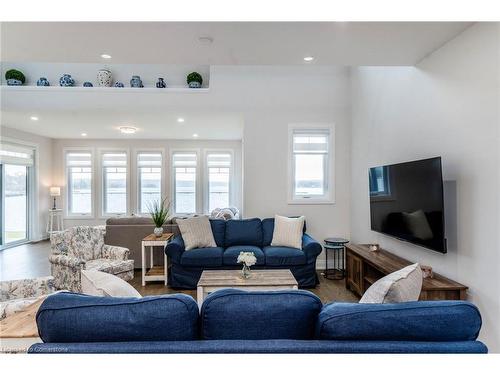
[29,290,487,354]
[165,218,322,289]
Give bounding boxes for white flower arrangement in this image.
[237,251,257,267]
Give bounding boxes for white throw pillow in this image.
[177,216,217,251]
[81,270,141,298]
[271,215,305,250]
[359,263,423,303]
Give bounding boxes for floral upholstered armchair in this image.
[0,276,56,320]
[49,226,134,292]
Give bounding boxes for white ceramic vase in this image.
[154,227,164,237]
[97,69,112,87]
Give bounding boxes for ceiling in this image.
[1,22,472,65]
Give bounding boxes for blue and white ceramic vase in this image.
[114,82,124,88]
[37,77,50,86]
[130,75,143,88]
[6,79,23,86]
[156,78,166,88]
[83,81,93,87]
[97,69,112,87]
[188,81,201,88]
[59,74,75,87]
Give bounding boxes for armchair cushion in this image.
[263,246,306,266]
[69,226,105,260]
[102,244,130,261]
[86,259,134,275]
[49,254,85,269]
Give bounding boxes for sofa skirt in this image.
[167,262,319,289]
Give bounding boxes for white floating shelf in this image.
[0,85,210,93]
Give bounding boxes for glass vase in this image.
[241,264,251,279]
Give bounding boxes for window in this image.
[66,152,93,216]
[137,152,162,213]
[206,153,231,212]
[172,152,197,214]
[102,152,128,215]
[369,166,390,197]
[289,127,333,203]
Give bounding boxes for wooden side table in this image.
[141,233,174,286]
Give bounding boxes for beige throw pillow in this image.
[81,270,141,298]
[177,216,217,250]
[271,215,305,250]
[359,263,423,303]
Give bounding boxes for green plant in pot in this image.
[186,72,203,88]
[147,197,170,237]
[5,69,26,86]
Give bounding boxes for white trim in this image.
[98,148,131,219]
[203,149,234,214]
[169,148,200,215]
[287,123,335,205]
[133,147,166,215]
[62,147,96,219]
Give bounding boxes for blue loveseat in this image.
[165,218,322,289]
[29,290,487,354]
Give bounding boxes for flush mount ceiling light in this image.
[30,116,39,121]
[177,117,185,123]
[303,56,315,62]
[119,126,137,134]
[198,36,214,45]
[192,133,199,138]
[100,54,112,59]
[81,132,87,137]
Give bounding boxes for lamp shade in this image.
[50,187,61,197]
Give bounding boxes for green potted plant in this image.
[186,72,203,88]
[147,197,170,237]
[5,69,26,86]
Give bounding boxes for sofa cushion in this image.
[36,292,199,342]
[317,301,483,342]
[262,217,307,247]
[201,289,322,340]
[225,218,263,247]
[209,219,226,247]
[223,246,265,266]
[180,247,224,267]
[177,216,217,251]
[271,215,305,250]
[263,246,307,266]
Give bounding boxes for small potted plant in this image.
[186,72,203,88]
[5,69,26,86]
[237,251,257,279]
[147,197,170,237]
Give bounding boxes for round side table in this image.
[322,237,349,280]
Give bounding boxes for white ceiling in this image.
[1,22,472,65]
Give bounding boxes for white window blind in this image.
[66,152,93,215]
[291,129,331,200]
[102,153,127,167]
[0,143,35,166]
[173,152,197,214]
[207,153,231,212]
[137,152,162,213]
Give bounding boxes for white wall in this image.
[51,138,242,228]
[0,126,53,240]
[350,23,500,350]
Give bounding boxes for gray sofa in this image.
[104,217,179,268]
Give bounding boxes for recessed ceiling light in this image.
[100,54,112,59]
[30,116,39,121]
[119,126,137,134]
[81,133,87,137]
[192,133,199,138]
[177,117,185,123]
[303,56,315,62]
[198,36,213,45]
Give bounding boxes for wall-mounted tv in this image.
[369,157,447,253]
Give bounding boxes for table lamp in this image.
[50,187,61,210]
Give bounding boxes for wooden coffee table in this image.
[197,269,298,305]
[0,297,45,353]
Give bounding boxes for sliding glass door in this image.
[0,142,34,250]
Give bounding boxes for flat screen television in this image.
[369,157,446,253]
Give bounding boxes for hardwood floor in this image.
[0,240,359,303]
